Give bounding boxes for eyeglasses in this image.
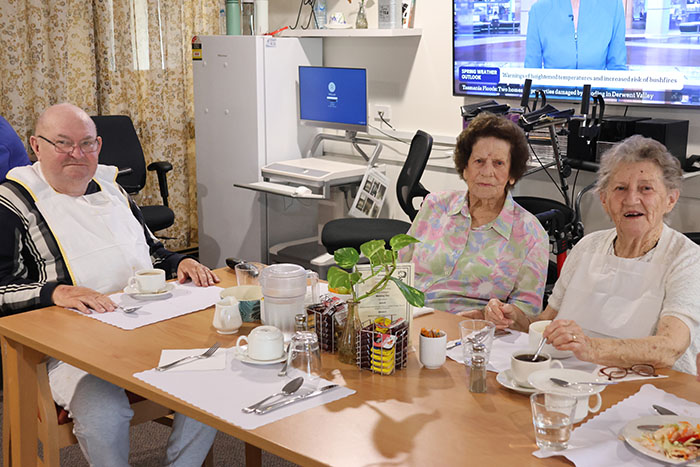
[37,135,99,155]
[598,364,657,380]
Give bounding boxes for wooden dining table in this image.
[1,266,699,466]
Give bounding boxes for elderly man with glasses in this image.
[0,103,218,466]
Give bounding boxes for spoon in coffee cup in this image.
[531,336,546,362]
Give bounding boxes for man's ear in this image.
[29,135,42,161]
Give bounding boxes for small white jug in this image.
[213,297,243,334]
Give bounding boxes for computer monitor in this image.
[299,66,368,133]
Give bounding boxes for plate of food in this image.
[621,415,700,465]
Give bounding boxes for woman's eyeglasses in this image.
[598,364,657,380]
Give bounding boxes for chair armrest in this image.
[147,161,172,207]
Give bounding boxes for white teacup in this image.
[570,392,602,422]
[128,268,165,293]
[529,320,574,359]
[213,297,243,334]
[236,325,284,361]
[419,331,447,369]
[510,351,563,388]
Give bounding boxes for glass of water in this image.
[530,392,577,451]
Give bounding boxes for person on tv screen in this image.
[398,113,549,316]
[524,0,627,70]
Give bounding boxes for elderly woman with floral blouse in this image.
[399,113,549,317]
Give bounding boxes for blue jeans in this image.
[49,360,216,466]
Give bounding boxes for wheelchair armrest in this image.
[147,161,173,207]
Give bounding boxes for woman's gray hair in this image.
[595,134,682,194]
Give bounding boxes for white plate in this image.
[496,369,537,395]
[528,368,609,397]
[326,23,352,29]
[234,348,286,365]
[621,415,700,465]
[123,283,174,300]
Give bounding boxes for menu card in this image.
[354,262,414,341]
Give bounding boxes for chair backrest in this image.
[396,130,433,221]
[91,115,146,195]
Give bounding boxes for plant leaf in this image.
[390,234,420,251]
[360,239,385,261]
[333,247,360,269]
[327,267,351,291]
[388,277,425,307]
[349,271,362,284]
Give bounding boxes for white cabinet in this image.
[193,36,322,268]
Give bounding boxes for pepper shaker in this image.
[469,354,487,393]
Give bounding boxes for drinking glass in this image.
[530,392,577,451]
[459,319,496,365]
[235,262,260,286]
[286,331,322,380]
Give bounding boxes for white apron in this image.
[8,163,152,294]
[556,229,668,339]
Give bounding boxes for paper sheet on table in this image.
[75,283,223,330]
[158,348,227,371]
[412,306,434,318]
[134,350,355,430]
[446,331,667,382]
[534,384,700,466]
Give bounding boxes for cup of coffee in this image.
[213,297,243,334]
[528,320,574,359]
[220,285,262,322]
[510,351,563,388]
[128,269,166,293]
[419,331,447,369]
[235,325,284,361]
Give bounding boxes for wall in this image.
[268,1,700,234]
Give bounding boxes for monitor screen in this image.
[453,0,700,107]
[299,66,368,132]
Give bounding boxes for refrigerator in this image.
[193,36,322,268]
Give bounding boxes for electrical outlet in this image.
[373,104,392,122]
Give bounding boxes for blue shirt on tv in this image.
[0,116,30,183]
[525,0,627,70]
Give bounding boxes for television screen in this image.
[299,66,368,132]
[453,0,700,107]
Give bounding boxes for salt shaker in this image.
[469,342,487,393]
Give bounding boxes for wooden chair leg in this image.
[202,445,215,467]
[245,442,262,467]
[2,339,11,467]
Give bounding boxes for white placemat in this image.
[446,330,667,383]
[534,383,700,466]
[75,283,223,330]
[134,349,355,430]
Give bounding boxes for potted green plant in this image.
[327,234,425,364]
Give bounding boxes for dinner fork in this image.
[155,342,221,371]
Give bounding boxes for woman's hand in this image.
[177,258,220,287]
[456,309,485,319]
[543,319,594,361]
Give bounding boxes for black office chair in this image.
[91,115,175,234]
[684,232,700,245]
[321,130,433,254]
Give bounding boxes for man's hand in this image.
[52,285,117,314]
[177,258,220,287]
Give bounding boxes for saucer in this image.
[123,283,174,300]
[327,23,352,29]
[234,348,286,365]
[496,369,537,395]
[528,368,608,397]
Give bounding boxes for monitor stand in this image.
[304,130,383,167]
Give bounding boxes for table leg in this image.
[244,442,262,467]
[2,337,43,466]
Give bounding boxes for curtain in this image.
[0,0,221,251]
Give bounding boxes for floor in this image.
[0,393,298,467]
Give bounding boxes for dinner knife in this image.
[652,404,678,416]
[254,384,339,414]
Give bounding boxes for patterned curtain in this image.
[0,0,221,251]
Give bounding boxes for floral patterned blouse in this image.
[399,191,549,315]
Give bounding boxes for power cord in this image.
[378,111,395,130]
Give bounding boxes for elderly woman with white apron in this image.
[484,135,700,375]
